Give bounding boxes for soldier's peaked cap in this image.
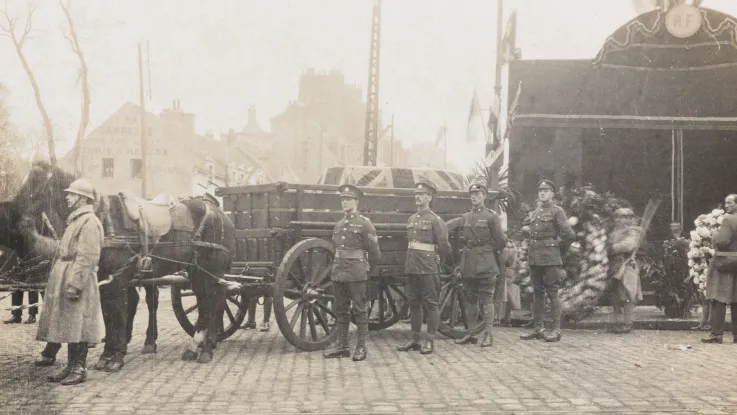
[468,180,488,194]
[537,179,556,192]
[414,180,437,195]
[339,184,362,199]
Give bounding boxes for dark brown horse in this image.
[12,161,235,363]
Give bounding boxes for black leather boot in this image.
[4,314,21,324]
[480,331,493,348]
[322,346,350,358]
[60,364,87,386]
[420,340,434,355]
[544,329,561,342]
[701,335,723,344]
[520,328,545,340]
[396,339,422,352]
[352,346,367,361]
[24,315,36,324]
[454,333,478,345]
[141,343,157,354]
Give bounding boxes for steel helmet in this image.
[64,179,95,200]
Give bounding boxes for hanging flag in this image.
[465,89,488,144]
[433,125,446,148]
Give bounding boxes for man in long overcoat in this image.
[36,179,105,385]
[702,194,737,344]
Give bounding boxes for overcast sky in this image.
[2,0,736,171]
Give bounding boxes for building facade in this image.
[64,101,263,200]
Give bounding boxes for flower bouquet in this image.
[688,208,724,295]
[654,236,696,318]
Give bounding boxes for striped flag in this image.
[465,89,487,144]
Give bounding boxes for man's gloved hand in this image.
[66,287,81,301]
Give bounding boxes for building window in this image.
[130,158,142,179]
[102,158,114,178]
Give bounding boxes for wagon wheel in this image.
[274,238,337,351]
[171,284,248,341]
[366,278,407,331]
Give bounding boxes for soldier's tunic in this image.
[447,207,506,332]
[528,201,575,331]
[404,208,451,340]
[331,212,381,349]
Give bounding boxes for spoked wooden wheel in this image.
[171,283,248,341]
[437,276,485,339]
[366,278,407,331]
[273,238,337,351]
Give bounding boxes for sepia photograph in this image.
[1,0,736,413]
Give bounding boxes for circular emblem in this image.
[665,4,701,39]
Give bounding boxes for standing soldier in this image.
[520,180,575,343]
[446,180,506,347]
[323,184,381,361]
[397,180,451,355]
[36,179,105,385]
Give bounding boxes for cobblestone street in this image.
[2,290,737,414]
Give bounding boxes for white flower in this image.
[697,227,711,238]
[688,259,695,267]
[568,216,579,226]
[717,216,724,225]
[699,282,706,290]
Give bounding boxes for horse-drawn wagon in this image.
[3,162,503,355]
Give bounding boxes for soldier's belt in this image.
[408,241,436,252]
[530,239,559,247]
[465,241,492,248]
[335,249,366,259]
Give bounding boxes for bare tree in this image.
[59,0,89,175]
[0,1,57,165]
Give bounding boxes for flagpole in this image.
[443,118,447,169]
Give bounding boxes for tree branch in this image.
[59,0,89,175]
[0,0,57,165]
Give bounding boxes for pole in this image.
[390,114,394,167]
[443,118,447,169]
[138,43,148,198]
[319,127,324,174]
[493,0,504,147]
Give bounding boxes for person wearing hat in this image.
[606,207,643,334]
[445,179,506,347]
[35,178,105,385]
[323,184,381,361]
[396,180,450,355]
[520,179,575,343]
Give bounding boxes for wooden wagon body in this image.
[214,182,499,350]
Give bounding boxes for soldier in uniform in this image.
[520,180,575,342]
[397,181,451,355]
[446,180,506,347]
[323,184,381,361]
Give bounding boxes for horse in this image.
[12,161,235,364]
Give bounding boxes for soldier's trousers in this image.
[10,290,39,317]
[463,277,496,333]
[530,265,563,331]
[708,301,737,336]
[406,273,440,340]
[332,281,368,349]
